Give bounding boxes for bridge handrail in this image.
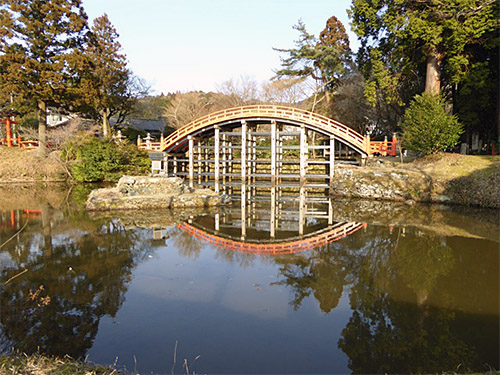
[178,221,366,254]
[161,105,368,154]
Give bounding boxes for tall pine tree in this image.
[274,16,351,112]
[0,0,89,155]
[81,13,133,137]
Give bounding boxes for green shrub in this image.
[120,126,147,142]
[62,136,150,182]
[401,93,463,155]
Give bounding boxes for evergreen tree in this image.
[0,0,89,155]
[274,16,351,112]
[349,0,498,100]
[82,14,133,137]
[401,93,463,155]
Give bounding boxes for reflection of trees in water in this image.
[167,227,204,260]
[338,296,479,374]
[213,246,257,268]
[167,227,259,267]
[273,246,350,313]
[0,209,152,359]
[274,225,498,373]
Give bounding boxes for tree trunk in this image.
[324,89,332,107]
[497,85,500,144]
[425,49,443,95]
[37,100,47,156]
[102,108,111,138]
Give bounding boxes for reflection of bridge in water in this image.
[177,196,366,255]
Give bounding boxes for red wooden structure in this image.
[1,113,39,149]
[1,116,16,147]
[178,221,366,255]
[366,134,398,157]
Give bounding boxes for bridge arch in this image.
[159,105,369,156]
[178,221,366,255]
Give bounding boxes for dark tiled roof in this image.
[112,118,168,132]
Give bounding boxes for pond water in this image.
[0,185,498,374]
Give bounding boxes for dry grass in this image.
[405,153,499,180]
[399,153,500,208]
[0,147,67,183]
[0,352,117,375]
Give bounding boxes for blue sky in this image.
[82,0,359,94]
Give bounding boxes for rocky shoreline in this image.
[85,153,499,211]
[331,161,499,209]
[86,176,225,211]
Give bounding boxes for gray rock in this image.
[86,175,222,211]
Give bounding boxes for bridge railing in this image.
[178,221,366,254]
[137,133,164,151]
[160,105,369,155]
[367,135,398,157]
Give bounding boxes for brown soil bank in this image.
[334,153,500,209]
[0,147,67,183]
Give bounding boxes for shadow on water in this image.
[0,184,498,373]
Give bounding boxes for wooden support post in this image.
[329,136,335,194]
[299,125,307,188]
[328,197,333,225]
[241,120,247,229]
[188,136,194,188]
[214,126,220,194]
[299,125,307,237]
[204,144,209,184]
[270,185,276,239]
[278,124,283,214]
[241,197,246,240]
[197,141,202,185]
[222,134,227,194]
[5,118,12,147]
[271,120,277,188]
[173,155,177,175]
[228,140,233,195]
[252,131,256,199]
[299,185,305,237]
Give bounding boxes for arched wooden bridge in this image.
[178,221,366,255]
[158,105,368,155]
[139,105,397,194]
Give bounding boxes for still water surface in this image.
[0,185,498,374]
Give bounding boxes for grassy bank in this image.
[0,148,68,183]
[399,153,500,208]
[1,146,498,208]
[0,352,117,375]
